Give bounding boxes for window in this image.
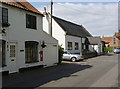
[10,45,16,58]
[75,42,79,50]
[25,41,38,63]
[2,8,8,24]
[0,40,6,67]
[26,14,37,29]
[64,51,68,54]
[68,42,72,50]
[113,37,116,44]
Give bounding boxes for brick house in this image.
[102,30,120,47]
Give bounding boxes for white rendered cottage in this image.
[87,37,103,55]
[0,1,58,74]
[43,13,92,54]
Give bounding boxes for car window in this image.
[64,51,68,54]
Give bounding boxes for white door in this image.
[9,42,18,73]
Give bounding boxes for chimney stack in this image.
[43,7,47,15]
[102,35,104,38]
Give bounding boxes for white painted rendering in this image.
[43,15,86,53]
[43,14,103,56]
[52,18,66,49]
[1,4,58,73]
[43,15,66,49]
[88,37,103,55]
[42,31,58,67]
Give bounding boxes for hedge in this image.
[58,45,64,64]
[104,47,119,52]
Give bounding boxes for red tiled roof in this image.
[0,0,44,16]
[115,32,120,38]
[101,37,112,43]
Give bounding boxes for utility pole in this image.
[50,0,53,36]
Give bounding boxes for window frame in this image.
[25,41,39,63]
[68,42,72,50]
[26,14,37,29]
[75,42,79,50]
[0,40,6,67]
[2,7,8,24]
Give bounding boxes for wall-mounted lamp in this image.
[41,41,47,48]
[2,29,6,33]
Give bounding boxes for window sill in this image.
[2,65,7,67]
[25,60,39,64]
[26,27,37,30]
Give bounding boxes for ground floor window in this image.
[25,41,38,63]
[68,42,72,50]
[75,42,79,50]
[0,40,6,67]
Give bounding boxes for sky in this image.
[29,1,119,37]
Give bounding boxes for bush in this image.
[58,45,64,64]
[82,49,97,59]
[104,47,118,52]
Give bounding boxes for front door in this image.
[9,42,18,73]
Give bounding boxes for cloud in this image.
[52,3,118,37]
[37,2,118,37]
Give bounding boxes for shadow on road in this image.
[2,62,92,88]
[104,53,115,56]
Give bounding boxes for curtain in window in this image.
[68,42,72,50]
[2,8,8,24]
[75,42,79,50]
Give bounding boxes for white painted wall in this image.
[42,31,58,67]
[43,15,87,54]
[43,15,66,49]
[88,37,103,55]
[1,4,58,73]
[52,18,66,49]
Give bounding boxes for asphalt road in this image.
[2,54,119,88]
[38,54,118,88]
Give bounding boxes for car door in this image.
[63,51,71,60]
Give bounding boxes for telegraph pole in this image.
[50,0,53,36]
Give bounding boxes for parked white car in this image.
[113,47,120,53]
[62,51,84,62]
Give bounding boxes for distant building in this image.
[43,11,103,55]
[102,30,120,47]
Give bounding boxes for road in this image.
[2,54,119,88]
[38,54,118,88]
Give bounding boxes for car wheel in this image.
[71,57,76,62]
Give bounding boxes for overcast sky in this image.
[30,1,118,37]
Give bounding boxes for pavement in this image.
[2,53,119,88]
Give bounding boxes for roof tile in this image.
[0,0,44,16]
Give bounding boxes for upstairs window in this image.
[26,14,37,29]
[2,7,8,24]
